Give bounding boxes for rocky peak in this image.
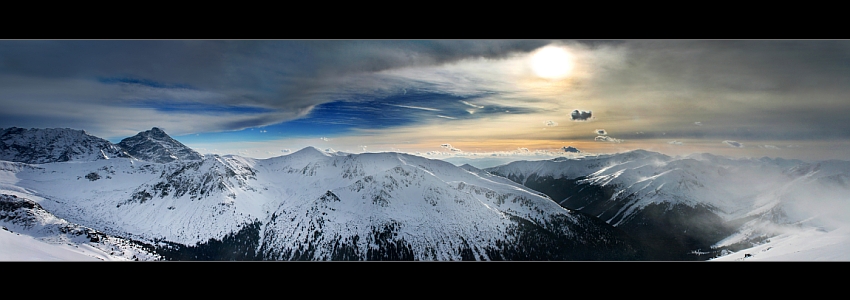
[117,127,203,164]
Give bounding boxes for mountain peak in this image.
[148,127,165,134]
[289,146,331,159]
[117,127,202,163]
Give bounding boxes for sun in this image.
[530,46,574,80]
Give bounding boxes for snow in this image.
[711,226,850,261]
[0,229,104,261]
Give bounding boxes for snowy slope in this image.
[711,226,850,261]
[0,193,161,261]
[0,229,102,261]
[0,146,639,260]
[0,127,130,164]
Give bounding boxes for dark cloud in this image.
[562,146,581,153]
[570,110,592,121]
[595,129,607,135]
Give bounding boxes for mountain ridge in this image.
[0,128,642,260]
[0,127,203,165]
[0,127,131,164]
[485,150,850,260]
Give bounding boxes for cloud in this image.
[281,149,291,153]
[570,110,592,121]
[668,140,684,145]
[694,122,703,126]
[562,146,581,153]
[387,104,441,111]
[441,143,462,152]
[320,137,330,141]
[460,100,484,109]
[760,145,780,150]
[595,136,623,143]
[723,140,744,148]
[595,129,607,135]
[545,120,558,126]
[0,40,551,137]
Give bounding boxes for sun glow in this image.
[530,46,574,80]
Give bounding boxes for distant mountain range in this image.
[0,127,201,164]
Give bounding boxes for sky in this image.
[2,40,850,163]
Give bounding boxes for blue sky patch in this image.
[174,90,533,144]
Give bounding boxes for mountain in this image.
[486,150,850,260]
[1,144,641,260]
[0,127,130,164]
[117,127,203,163]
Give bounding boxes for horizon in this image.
[3,125,836,170]
[3,40,850,162]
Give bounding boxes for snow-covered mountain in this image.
[117,127,203,163]
[0,143,641,260]
[486,150,850,260]
[0,127,130,164]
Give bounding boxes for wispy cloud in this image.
[387,104,441,112]
[460,100,484,109]
[441,143,462,152]
[595,136,623,143]
[723,140,744,148]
